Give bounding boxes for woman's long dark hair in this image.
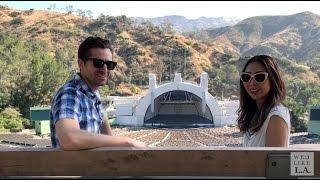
[237,55,286,133]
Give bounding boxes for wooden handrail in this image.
[0,147,319,178]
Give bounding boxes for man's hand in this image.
[128,138,147,147]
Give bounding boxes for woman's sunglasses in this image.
[240,72,268,83]
[86,58,117,70]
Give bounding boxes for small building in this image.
[308,105,320,135]
[30,106,51,135]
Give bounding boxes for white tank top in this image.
[243,104,291,147]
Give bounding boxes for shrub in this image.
[22,118,35,129]
[0,108,27,132]
[1,117,23,132]
[290,113,308,132]
[0,127,9,133]
[9,11,21,17]
[0,107,21,119]
[24,9,34,16]
[130,85,141,94]
[10,17,24,26]
[0,116,6,128]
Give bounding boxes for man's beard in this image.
[96,71,109,86]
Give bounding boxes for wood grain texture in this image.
[0,147,319,177]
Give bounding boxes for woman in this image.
[237,55,290,147]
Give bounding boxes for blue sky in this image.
[1,1,319,20]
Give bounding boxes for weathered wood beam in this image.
[0,147,319,177]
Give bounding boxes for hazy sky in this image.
[1,1,319,20]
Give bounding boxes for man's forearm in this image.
[56,118,147,150]
[60,129,132,150]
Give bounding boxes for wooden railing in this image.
[0,146,319,178]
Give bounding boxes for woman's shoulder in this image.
[270,103,289,113]
[268,103,290,123]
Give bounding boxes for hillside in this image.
[0,6,228,96]
[195,12,320,71]
[0,7,90,49]
[1,6,320,122]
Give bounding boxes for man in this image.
[50,36,146,150]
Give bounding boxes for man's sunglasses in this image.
[86,58,117,70]
[240,72,269,83]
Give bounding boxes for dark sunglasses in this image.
[240,72,268,83]
[86,58,117,70]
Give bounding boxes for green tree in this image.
[151,57,166,84]
[0,36,68,117]
[284,97,308,132]
[0,34,29,110]
[12,52,67,117]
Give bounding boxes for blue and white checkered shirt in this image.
[50,73,104,148]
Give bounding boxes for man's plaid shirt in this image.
[50,73,104,148]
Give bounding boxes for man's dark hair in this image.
[78,36,113,61]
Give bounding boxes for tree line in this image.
[0,33,68,131]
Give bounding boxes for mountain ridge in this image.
[133,15,241,33]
